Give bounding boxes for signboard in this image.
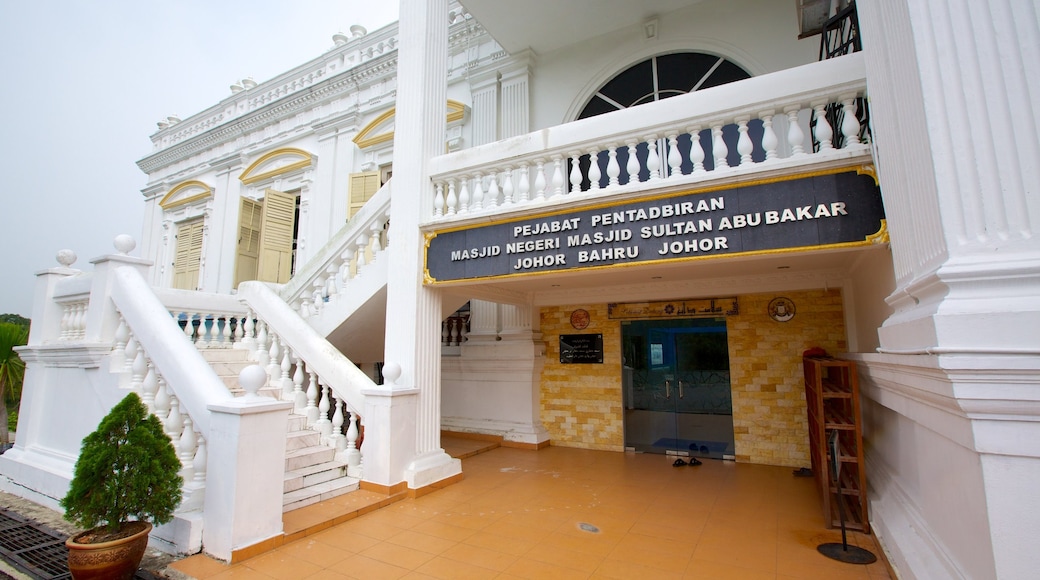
[425,167,884,283]
[608,297,738,319]
[560,334,603,364]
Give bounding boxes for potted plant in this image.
[60,392,183,580]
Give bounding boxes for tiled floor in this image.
[170,443,893,579]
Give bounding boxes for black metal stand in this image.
[817,430,876,565]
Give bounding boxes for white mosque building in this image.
[2,1,1038,578]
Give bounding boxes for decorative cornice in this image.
[137,53,399,175]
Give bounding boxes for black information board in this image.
[560,334,604,364]
[426,168,884,282]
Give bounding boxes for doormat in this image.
[652,438,729,454]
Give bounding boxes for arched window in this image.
[575,53,759,183]
[577,53,751,120]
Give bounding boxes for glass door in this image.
[622,318,734,461]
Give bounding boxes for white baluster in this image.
[122,333,138,380]
[533,160,547,202]
[192,435,207,484]
[345,412,361,470]
[267,334,281,385]
[293,355,307,414]
[311,280,325,314]
[234,314,245,344]
[255,320,269,367]
[280,347,293,398]
[59,304,70,340]
[299,298,312,319]
[711,124,729,169]
[785,106,805,156]
[355,233,369,270]
[178,417,197,482]
[183,312,196,343]
[141,362,159,412]
[317,385,332,442]
[434,182,445,218]
[502,167,515,205]
[667,134,682,178]
[569,153,582,194]
[154,377,171,421]
[458,176,471,213]
[688,126,705,173]
[471,172,484,211]
[736,117,753,165]
[550,155,565,197]
[517,163,530,203]
[759,111,778,161]
[241,312,256,352]
[813,103,833,151]
[369,220,384,258]
[111,315,129,367]
[625,141,640,184]
[441,319,449,346]
[446,179,457,215]
[130,344,147,395]
[165,396,183,439]
[221,316,233,347]
[645,136,661,180]
[306,369,319,425]
[840,96,862,146]
[339,248,353,283]
[588,148,602,190]
[485,171,500,209]
[331,399,346,452]
[606,146,620,187]
[325,264,339,302]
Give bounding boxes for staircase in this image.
[201,349,359,512]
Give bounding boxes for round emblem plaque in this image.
[570,309,590,330]
[768,297,796,322]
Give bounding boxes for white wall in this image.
[527,0,819,129]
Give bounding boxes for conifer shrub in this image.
[60,392,183,537]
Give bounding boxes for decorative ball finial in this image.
[113,234,136,255]
[382,361,401,386]
[56,249,77,268]
[238,365,268,398]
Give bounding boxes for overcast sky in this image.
[0,1,399,317]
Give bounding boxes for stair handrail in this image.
[110,266,232,438]
[279,180,392,316]
[237,280,374,416]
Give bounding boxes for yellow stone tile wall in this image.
[540,304,624,451]
[728,289,847,466]
[539,289,847,465]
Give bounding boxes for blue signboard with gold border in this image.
[424,166,886,284]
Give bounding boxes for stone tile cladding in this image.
[539,289,847,466]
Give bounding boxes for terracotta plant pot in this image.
[65,521,151,580]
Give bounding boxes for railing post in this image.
[203,366,292,562]
[84,235,153,344]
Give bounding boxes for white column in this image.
[465,300,498,343]
[855,1,1040,579]
[469,71,500,146]
[499,303,533,340]
[499,53,533,139]
[383,0,460,490]
[213,156,244,294]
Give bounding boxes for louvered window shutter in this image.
[257,189,297,284]
[348,172,380,219]
[173,219,204,290]
[234,197,263,287]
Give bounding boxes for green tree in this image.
[0,314,30,328]
[0,322,28,446]
[61,392,183,534]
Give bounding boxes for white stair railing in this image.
[279,180,391,321]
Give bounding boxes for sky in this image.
[0,0,399,317]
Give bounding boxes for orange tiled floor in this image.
[169,445,892,579]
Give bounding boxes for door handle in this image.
[679,379,684,399]
[665,380,671,400]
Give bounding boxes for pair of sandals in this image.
[672,457,702,466]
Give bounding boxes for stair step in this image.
[286,430,321,451]
[285,445,336,471]
[287,414,308,432]
[283,476,360,512]
[199,348,253,363]
[284,460,349,493]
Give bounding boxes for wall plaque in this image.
[560,334,603,364]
